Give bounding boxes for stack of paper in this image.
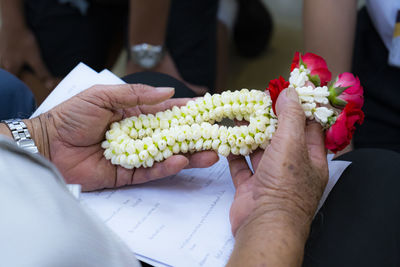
[31,63,351,267]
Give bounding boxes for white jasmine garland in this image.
[172,143,180,154]
[180,141,189,153]
[203,139,212,150]
[103,88,337,169]
[289,66,310,88]
[314,107,336,127]
[154,151,163,162]
[162,148,173,159]
[218,144,230,157]
[231,146,240,155]
[211,139,221,150]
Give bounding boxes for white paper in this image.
[81,155,350,267]
[32,63,352,267]
[81,157,236,267]
[30,63,125,119]
[317,154,351,212]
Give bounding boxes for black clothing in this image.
[304,149,400,266]
[352,8,400,153]
[24,0,218,91]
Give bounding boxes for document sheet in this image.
[31,63,352,267]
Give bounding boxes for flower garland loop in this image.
[103,52,364,169]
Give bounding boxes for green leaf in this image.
[328,94,348,108]
[299,55,307,68]
[334,86,350,96]
[327,77,338,90]
[309,74,321,87]
[327,116,337,127]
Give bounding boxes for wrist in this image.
[230,209,310,267]
[23,115,51,159]
[0,123,13,139]
[238,206,311,242]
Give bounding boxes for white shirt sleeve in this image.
[0,136,141,267]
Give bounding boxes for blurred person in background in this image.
[303,0,400,153]
[216,0,273,91]
[0,68,36,120]
[0,0,219,105]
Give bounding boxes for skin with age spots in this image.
[23,84,218,191]
[227,88,328,267]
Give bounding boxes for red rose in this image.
[266,76,290,115]
[329,73,364,109]
[291,52,332,86]
[325,102,364,153]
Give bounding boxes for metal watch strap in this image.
[2,119,39,154]
[130,43,164,69]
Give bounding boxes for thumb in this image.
[273,87,306,144]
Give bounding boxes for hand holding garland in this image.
[104,52,364,168]
[0,52,364,266]
[227,87,328,267]
[227,52,362,266]
[0,85,218,191]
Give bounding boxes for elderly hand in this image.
[228,87,329,236]
[26,84,218,191]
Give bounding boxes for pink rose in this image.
[329,73,364,109]
[325,102,364,153]
[291,52,332,86]
[266,76,290,115]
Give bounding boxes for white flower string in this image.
[103,68,339,169]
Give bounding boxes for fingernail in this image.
[285,87,299,101]
[155,87,174,93]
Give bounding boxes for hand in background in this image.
[126,52,208,96]
[29,84,218,191]
[228,87,329,235]
[0,25,57,90]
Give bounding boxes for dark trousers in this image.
[0,69,36,120]
[352,8,400,153]
[24,0,218,91]
[303,149,400,266]
[123,72,196,98]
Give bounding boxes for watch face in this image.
[131,44,163,69]
[138,53,159,69]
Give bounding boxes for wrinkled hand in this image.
[32,84,218,191]
[126,52,208,96]
[0,26,56,89]
[228,87,328,235]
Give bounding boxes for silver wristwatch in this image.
[2,119,39,154]
[130,43,164,69]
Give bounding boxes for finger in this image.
[139,98,190,114]
[82,84,175,110]
[228,154,253,189]
[185,151,219,169]
[273,87,306,146]
[249,148,264,172]
[305,121,328,169]
[130,155,189,184]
